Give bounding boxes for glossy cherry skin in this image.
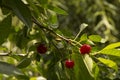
[37,44,47,54]
[65,60,74,68]
[80,44,91,54]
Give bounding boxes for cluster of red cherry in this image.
[36,44,91,69]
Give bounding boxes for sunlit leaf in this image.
[80,34,87,42]
[30,76,46,80]
[97,57,118,71]
[83,54,93,73]
[99,49,120,57]
[89,35,101,42]
[102,42,120,50]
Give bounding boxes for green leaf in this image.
[10,54,26,61]
[26,0,39,16]
[97,57,118,71]
[83,54,93,73]
[37,0,48,8]
[30,76,46,80]
[72,53,94,80]
[16,75,29,80]
[48,10,58,29]
[3,0,32,27]
[99,49,120,57]
[92,63,99,80]
[101,42,120,50]
[0,15,12,45]
[0,61,23,75]
[50,6,68,15]
[16,26,30,49]
[80,34,88,42]
[89,35,101,42]
[16,58,31,69]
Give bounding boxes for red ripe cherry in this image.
[80,44,91,54]
[65,60,74,68]
[37,44,47,54]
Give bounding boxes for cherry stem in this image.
[69,54,72,60]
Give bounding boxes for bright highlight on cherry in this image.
[80,44,91,54]
[65,60,74,68]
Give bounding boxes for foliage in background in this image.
[58,0,120,43]
[0,0,120,80]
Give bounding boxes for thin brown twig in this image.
[32,17,82,47]
[32,16,82,47]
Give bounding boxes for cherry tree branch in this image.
[32,17,82,47]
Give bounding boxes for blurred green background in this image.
[0,0,120,80]
[58,0,120,42]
